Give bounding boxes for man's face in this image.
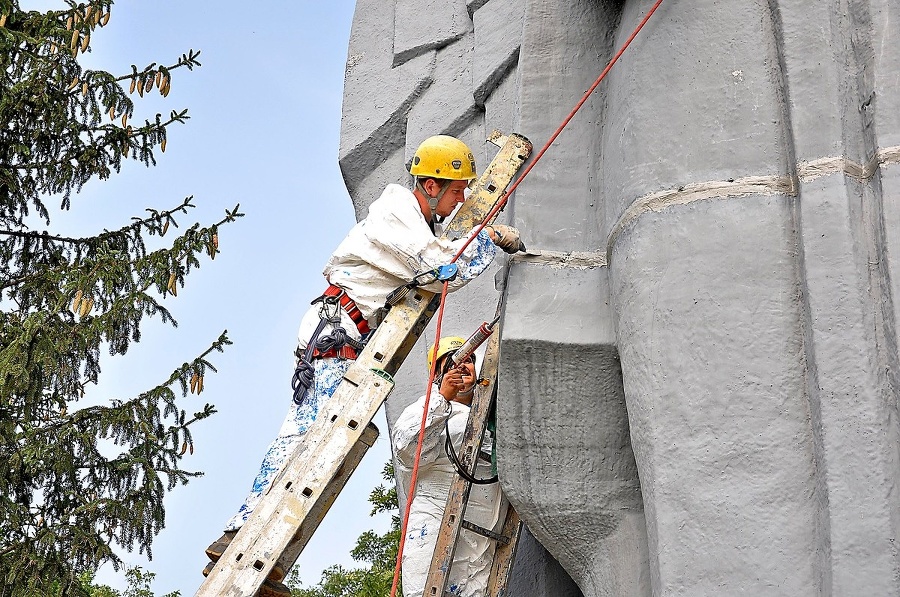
[455,355,477,388]
[432,180,470,217]
[439,353,477,398]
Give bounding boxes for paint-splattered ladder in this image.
[195,132,532,597]
[423,327,523,597]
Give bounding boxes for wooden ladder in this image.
[195,132,532,597]
[422,328,523,597]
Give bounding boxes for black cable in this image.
[444,414,498,485]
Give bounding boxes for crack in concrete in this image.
[605,145,900,258]
[511,249,608,269]
[799,145,900,181]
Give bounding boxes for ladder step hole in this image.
[374,352,384,361]
[331,414,338,422]
[253,560,265,571]
[348,420,359,430]
[302,487,313,497]
[285,481,292,490]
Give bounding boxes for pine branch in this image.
[0,4,239,591]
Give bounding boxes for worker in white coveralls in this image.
[202,136,522,596]
[393,336,506,597]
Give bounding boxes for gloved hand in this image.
[487,224,525,253]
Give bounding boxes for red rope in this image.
[452,0,667,264]
[389,281,451,597]
[390,2,666,594]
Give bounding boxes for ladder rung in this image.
[460,520,510,545]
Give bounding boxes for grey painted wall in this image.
[339,0,900,595]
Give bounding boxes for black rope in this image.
[291,316,328,406]
[315,325,366,354]
[291,358,316,406]
[291,297,370,406]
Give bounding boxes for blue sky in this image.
[21,0,393,593]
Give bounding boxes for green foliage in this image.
[0,1,242,595]
[48,566,180,597]
[288,462,401,597]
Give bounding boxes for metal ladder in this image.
[195,132,532,597]
[422,327,523,597]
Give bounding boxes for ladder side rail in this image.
[444,133,533,239]
[197,294,436,595]
[274,421,379,571]
[192,250,450,593]
[485,505,523,597]
[197,369,394,596]
[423,330,502,597]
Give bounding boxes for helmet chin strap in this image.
[415,177,450,221]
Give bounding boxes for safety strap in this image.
[292,287,371,405]
[312,344,360,360]
[320,284,370,335]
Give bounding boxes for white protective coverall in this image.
[225,183,497,531]
[324,183,497,319]
[392,391,505,597]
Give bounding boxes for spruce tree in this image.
[0,1,241,594]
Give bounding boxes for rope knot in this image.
[291,358,315,406]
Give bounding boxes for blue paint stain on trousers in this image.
[224,357,350,531]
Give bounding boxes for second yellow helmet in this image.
[426,336,466,371]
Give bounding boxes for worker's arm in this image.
[359,186,498,291]
[391,392,454,469]
[411,229,496,293]
[366,220,497,293]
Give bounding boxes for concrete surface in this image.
[339,0,900,595]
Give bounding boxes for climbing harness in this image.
[389,1,668,594]
[291,286,371,406]
[319,284,371,335]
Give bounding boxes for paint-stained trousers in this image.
[224,303,362,531]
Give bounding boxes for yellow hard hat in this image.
[409,136,477,181]
[426,336,466,371]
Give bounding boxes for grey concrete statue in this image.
[339,0,900,595]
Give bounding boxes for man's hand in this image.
[486,224,526,253]
[439,361,477,403]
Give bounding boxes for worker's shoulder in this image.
[393,392,448,424]
[360,184,430,239]
[366,183,415,216]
